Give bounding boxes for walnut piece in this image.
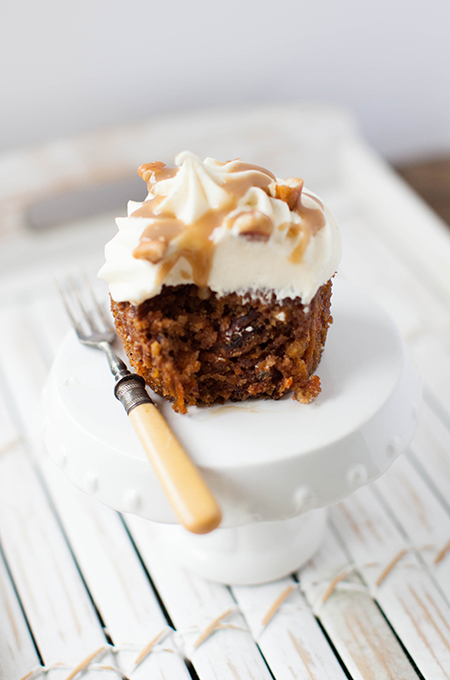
[232,211,273,241]
[137,161,166,184]
[271,177,304,210]
[133,237,168,263]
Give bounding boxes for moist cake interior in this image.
[111,280,333,414]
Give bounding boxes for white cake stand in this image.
[43,279,421,585]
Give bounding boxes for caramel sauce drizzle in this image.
[289,193,326,264]
[154,208,230,288]
[132,160,326,286]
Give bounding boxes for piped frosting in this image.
[99,152,341,305]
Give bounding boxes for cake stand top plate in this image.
[43,279,421,527]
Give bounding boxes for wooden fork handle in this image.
[128,402,222,535]
[113,371,222,534]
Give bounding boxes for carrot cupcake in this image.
[99,152,341,413]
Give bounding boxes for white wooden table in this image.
[1,104,450,680]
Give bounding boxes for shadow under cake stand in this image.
[43,279,421,585]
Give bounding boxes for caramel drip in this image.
[288,231,310,264]
[155,208,230,288]
[132,197,184,261]
[146,166,178,186]
[225,160,277,181]
[303,192,324,214]
[224,170,273,197]
[131,194,166,219]
[138,218,185,243]
[289,193,326,264]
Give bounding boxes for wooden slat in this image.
[331,488,450,680]
[411,333,450,417]
[0,311,119,678]
[0,386,41,680]
[299,525,418,680]
[39,453,191,680]
[0,540,41,680]
[0,444,118,679]
[409,402,450,513]
[375,452,450,604]
[337,207,450,341]
[233,576,348,680]
[342,140,450,301]
[125,514,273,680]
[395,158,450,228]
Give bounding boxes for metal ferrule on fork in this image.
[114,374,153,415]
[99,339,153,414]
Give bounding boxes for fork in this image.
[57,275,222,534]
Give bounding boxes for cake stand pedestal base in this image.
[149,508,327,585]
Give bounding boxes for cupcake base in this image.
[111,280,333,413]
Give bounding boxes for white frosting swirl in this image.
[99,152,341,305]
[155,151,232,223]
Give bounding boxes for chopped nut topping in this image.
[270,177,304,210]
[133,236,168,262]
[232,211,273,241]
[138,161,166,184]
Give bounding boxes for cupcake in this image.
[99,152,341,413]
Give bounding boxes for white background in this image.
[1,0,449,161]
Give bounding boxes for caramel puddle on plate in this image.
[193,394,304,420]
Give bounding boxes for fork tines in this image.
[56,273,115,343]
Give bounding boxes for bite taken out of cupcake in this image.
[99,151,342,413]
